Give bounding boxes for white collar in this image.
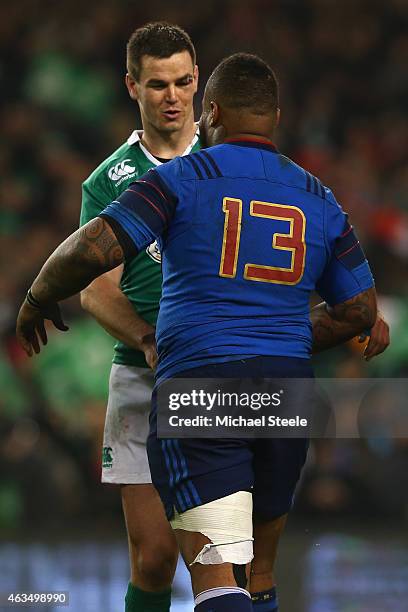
[127,126,199,166]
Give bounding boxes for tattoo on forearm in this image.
[311,289,376,353]
[31,218,124,304]
[78,218,124,269]
[330,290,372,325]
[312,313,335,351]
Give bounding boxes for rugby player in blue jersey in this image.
[17,53,389,612]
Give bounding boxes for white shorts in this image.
[102,363,154,484]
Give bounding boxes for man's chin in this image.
[158,120,184,133]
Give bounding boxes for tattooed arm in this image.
[16,218,125,356]
[311,287,378,356]
[31,218,123,302]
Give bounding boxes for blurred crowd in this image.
[1,0,408,534]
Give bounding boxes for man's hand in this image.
[140,332,158,371]
[15,217,126,357]
[16,299,69,357]
[358,310,390,361]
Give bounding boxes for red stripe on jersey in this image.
[136,180,168,202]
[126,188,167,223]
[337,242,360,258]
[340,225,353,238]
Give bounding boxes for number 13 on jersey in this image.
[219,198,306,285]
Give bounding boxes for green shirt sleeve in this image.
[79,169,115,226]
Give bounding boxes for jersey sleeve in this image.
[316,191,374,306]
[80,172,115,226]
[99,167,178,259]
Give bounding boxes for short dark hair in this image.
[127,22,196,80]
[206,53,279,114]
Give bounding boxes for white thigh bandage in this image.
[170,491,253,565]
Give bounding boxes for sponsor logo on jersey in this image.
[108,159,137,185]
[146,240,162,263]
[102,446,113,468]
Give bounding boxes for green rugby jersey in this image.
[80,129,201,367]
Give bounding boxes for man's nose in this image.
[165,85,177,102]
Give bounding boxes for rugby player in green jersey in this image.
[79,23,200,612]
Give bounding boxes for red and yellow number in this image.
[219,199,306,285]
[244,201,306,285]
[219,197,242,278]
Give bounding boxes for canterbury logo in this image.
[108,159,136,181]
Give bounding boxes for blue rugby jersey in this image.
[100,138,374,380]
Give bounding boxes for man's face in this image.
[127,50,198,134]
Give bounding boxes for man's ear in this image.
[275,107,281,128]
[210,101,220,127]
[126,73,139,101]
[193,64,199,93]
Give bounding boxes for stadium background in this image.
[1,0,407,610]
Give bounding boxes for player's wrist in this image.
[26,288,55,312]
[139,330,156,350]
[26,288,43,310]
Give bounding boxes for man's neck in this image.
[141,120,197,159]
[220,111,276,145]
[223,130,275,144]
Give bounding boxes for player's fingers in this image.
[30,330,41,354]
[53,320,69,332]
[364,328,388,360]
[36,321,48,346]
[52,312,69,332]
[363,320,381,359]
[378,321,390,348]
[51,304,69,331]
[364,331,378,358]
[372,326,390,357]
[147,348,158,370]
[364,346,377,361]
[16,329,33,357]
